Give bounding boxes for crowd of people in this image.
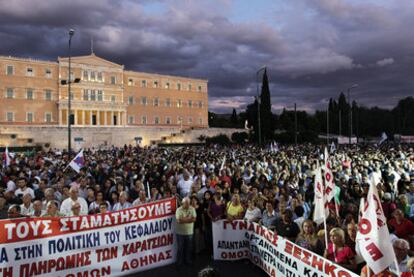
[1,143,414,276]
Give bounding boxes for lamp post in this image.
[68,29,75,155]
[294,103,297,146]
[256,66,266,146]
[327,101,329,145]
[347,84,358,145]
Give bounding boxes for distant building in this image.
[0,54,208,148]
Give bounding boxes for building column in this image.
[111,111,114,126]
[59,109,63,126]
[66,109,69,125]
[90,110,93,126]
[82,110,85,126]
[123,112,127,126]
[97,110,100,126]
[117,111,121,126]
[104,111,107,126]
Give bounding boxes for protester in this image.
[295,219,324,255]
[175,197,196,268]
[324,227,357,271]
[112,191,131,211]
[1,143,414,273]
[226,194,244,221]
[60,187,88,216]
[244,199,262,223]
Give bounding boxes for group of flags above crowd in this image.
[313,146,398,275]
[2,146,85,173]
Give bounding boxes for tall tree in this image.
[260,68,273,142]
[230,108,238,126]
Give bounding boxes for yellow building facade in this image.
[0,54,208,129]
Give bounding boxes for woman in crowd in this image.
[324,227,357,272]
[89,191,111,214]
[243,199,262,223]
[295,219,324,255]
[191,196,205,254]
[208,192,226,222]
[226,194,244,221]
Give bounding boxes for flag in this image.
[2,146,11,168]
[356,176,395,274]
[220,156,226,171]
[323,147,335,202]
[68,149,84,173]
[330,141,336,154]
[273,141,279,153]
[378,132,388,146]
[313,166,328,224]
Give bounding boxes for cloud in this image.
[376,58,394,67]
[0,0,413,113]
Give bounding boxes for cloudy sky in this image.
[1,0,413,113]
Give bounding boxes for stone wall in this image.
[0,125,247,150]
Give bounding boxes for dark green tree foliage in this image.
[230,108,238,126]
[260,68,273,142]
[231,132,249,144]
[246,99,259,140]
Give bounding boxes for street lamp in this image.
[347,84,358,145]
[67,29,75,155]
[256,66,266,146]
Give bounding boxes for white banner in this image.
[213,220,359,277]
[0,198,177,277]
[337,136,357,145]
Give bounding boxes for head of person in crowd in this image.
[265,200,274,214]
[45,201,59,217]
[22,193,32,208]
[407,257,414,275]
[71,202,81,216]
[99,202,108,214]
[393,239,410,263]
[7,204,21,218]
[111,191,119,204]
[119,191,128,204]
[181,197,191,209]
[230,194,241,207]
[346,222,357,242]
[281,209,294,225]
[32,200,43,217]
[329,227,345,248]
[69,187,80,201]
[198,266,220,277]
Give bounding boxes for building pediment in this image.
[58,54,124,69]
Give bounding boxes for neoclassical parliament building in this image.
[0,54,210,148]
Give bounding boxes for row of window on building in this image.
[4,65,205,92]
[4,88,53,100]
[5,65,53,78]
[128,115,203,125]
[127,96,203,108]
[4,112,203,125]
[5,112,53,123]
[127,78,204,92]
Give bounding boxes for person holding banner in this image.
[226,194,244,221]
[324,227,357,271]
[176,197,197,268]
[295,219,324,255]
[60,187,88,216]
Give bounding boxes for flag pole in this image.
[393,257,400,277]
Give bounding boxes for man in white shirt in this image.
[14,177,35,199]
[177,171,193,198]
[113,191,132,211]
[60,187,88,216]
[20,193,34,216]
